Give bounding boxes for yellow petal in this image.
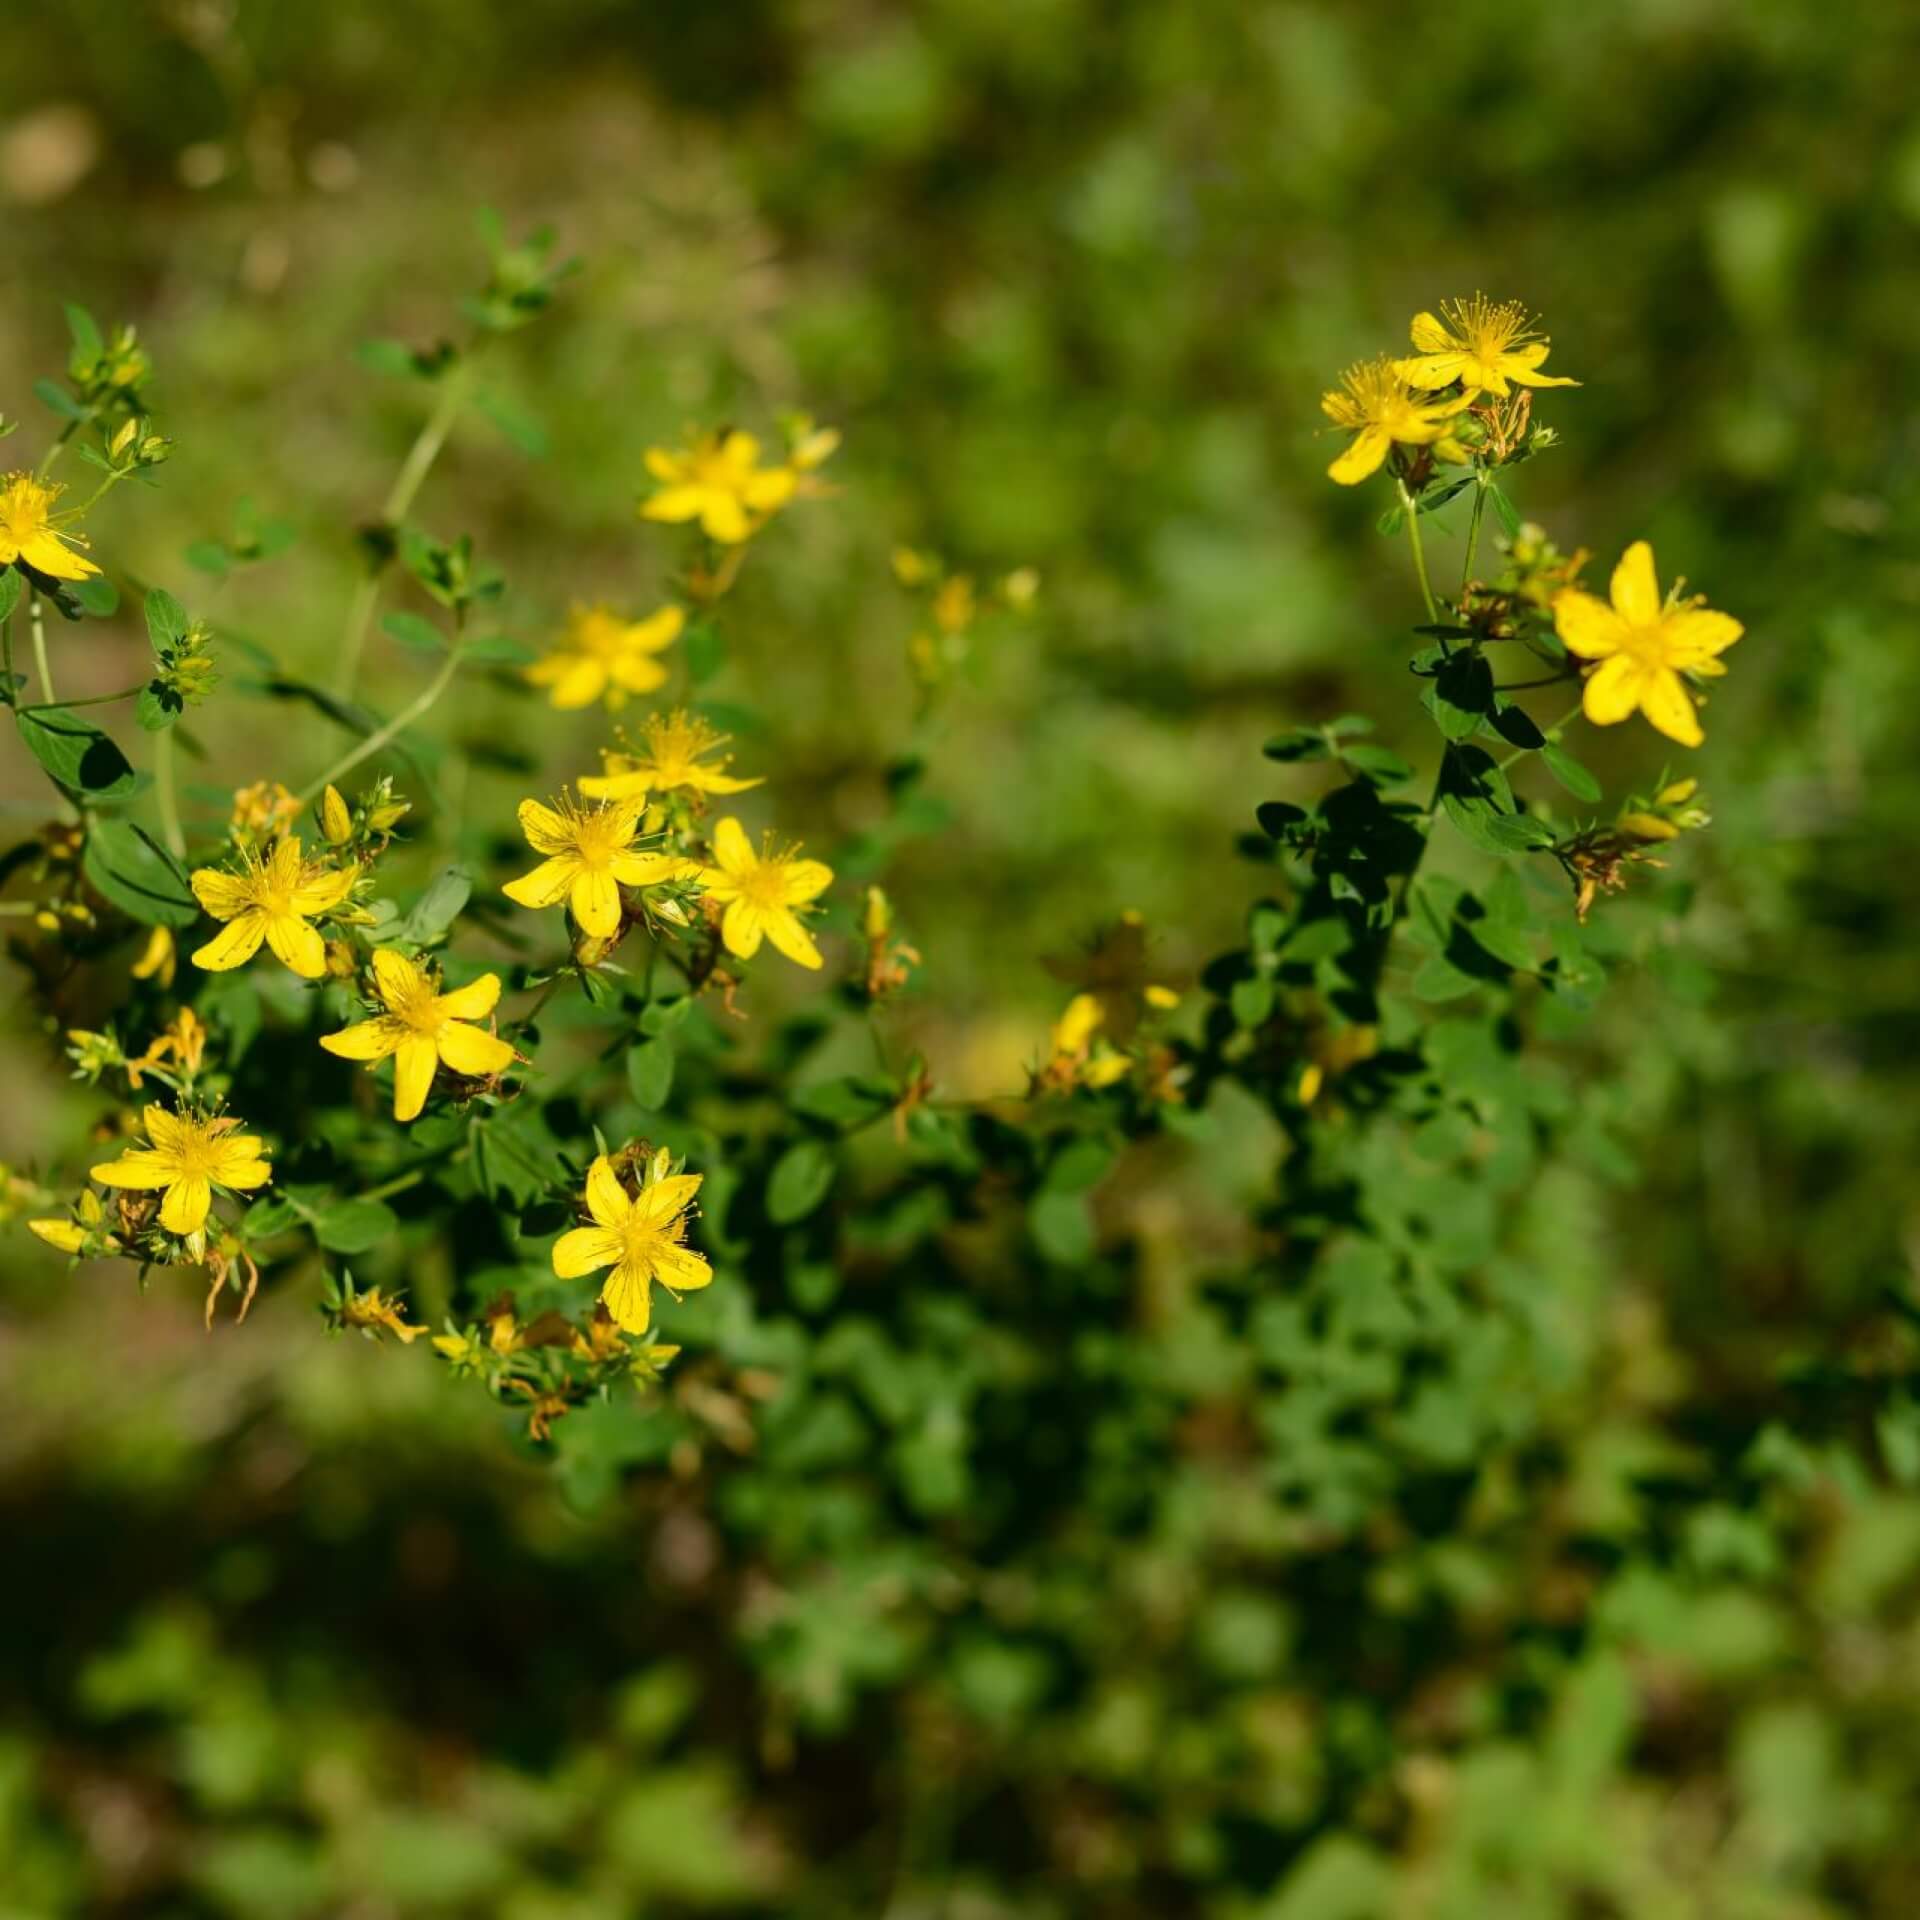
[1638,668,1704,747]
[264,914,328,979]
[1661,609,1743,662]
[213,1157,273,1191]
[762,905,823,970]
[640,485,707,524]
[627,606,685,652]
[436,1021,515,1078]
[144,1104,189,1153]
[91,1148,176,1190]
[709,817,754,875]
[29,1219,89,1253]
[1609,542,1661,626]
[392,1035,439,1122]
[632,1172,702,1228]
[290,865,357,915]
[321,1016,407,1062]
[1408,310,1459,352]
[1581,653,1647,728]
[192,913,266,972]
[585,1155,632,1230]
[609,654,670,697]
[776,858,833,906]
[579,766,652,801]
[720,897,765,959]
[742,468,797,511]
[700,492,751,544]
[190,868,252,919]
[159,1175,212,1236]
[502,854,579,910]
[569,865,621,937]
[518,798,575,855]
[1552,590,1627,660]
[1327,426,1390,486]
[19,530,100,580]
[434,972,501,1021]
[552,1224,622,1280]
[652,1239,714,1296]
[371,946,429,1011]
[1395,352,1470,391]
[609,850,692,888]
[601,1257,654,1333]
[542,656,609,710]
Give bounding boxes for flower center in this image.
[1617,617,1677,670]
[571,812,627,869]
[0,476,53,541]
[737,861,790,909]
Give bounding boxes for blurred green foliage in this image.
[4,1,1920,1915]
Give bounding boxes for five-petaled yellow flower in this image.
[91,1103,272,1237]
[526,603,683,712]
[501,793,692,939]
[1553,541,1742,748]
[579,710,762,803]
[190,837,357,979]
[320,949,519,1122]
[1321,359,1472,486]
[552,1154,713,1332]
[640,430,796,544]
[1395,294,1579,398]
[698,817,833,969]
[0,471,100,580]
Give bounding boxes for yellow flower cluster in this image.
[1322,295,1743,748]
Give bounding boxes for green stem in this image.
[299,645,464,804]
[1400,480,1437,625]
[16,682,148,714]
[331,358,475,702]
[153,726,185,857]
[1461,473,1488,593]
[30,596,54,703]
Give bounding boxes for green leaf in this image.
[1489,482,1522,538]
[1489,701,1546,750]
[16,705,141,802]
[1256,799,1307,838]
[82,817,199,926]
[355,338,423,378]
[767,1139,836,1225]
[473,388,549,457]
[314,1199,400,1255]
[625,1037,676,1110]
[382,611,446,653]
[1423,652,1495,743]
[792,1076,895,1129]
[64,303,103,360]
[398,867,472,944]
[1541,741,1603,802]
[144,588,189,650]
[1029,1188,1094,1265]
[461,632,537,665]
[1340,743,1415,787]
[0,570,21,625]
[1045,1136,1115,1194]
[73,576,119,617]
[184,539,232,577]
[34,377,86,421]
[135,682,182,732]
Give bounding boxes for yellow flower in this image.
[639,429,797,544]
[131,925,176,988]
[551,1154,713,1333]
[189,836,359,978]
[1553,542,1742,748]
[1320,359,1472,486]
[578,710,762,803]
[525,603,683,712]
[1395,294,1579,398]
[229,779,302,844]
[0,470,99,579]
[91,1103,272,1236]
[338,1285,427,1343]
[501,792,693,939]
[320,949,518,1123]
[127,1006,208,1089]
[698,817,833,969]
